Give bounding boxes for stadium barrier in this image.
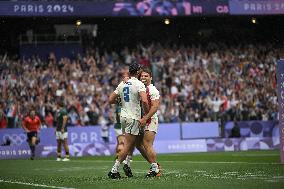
[0,121,279,159]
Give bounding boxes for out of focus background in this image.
[0,0,283,158]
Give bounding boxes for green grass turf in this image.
[0,150,284,189]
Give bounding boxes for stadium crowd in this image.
[0,42,280,128]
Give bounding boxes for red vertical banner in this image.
[277,59,284,164]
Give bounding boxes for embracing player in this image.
[139,67,161,177]
[108,64,149,179]
[113,71,130,164]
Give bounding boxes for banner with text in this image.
[229,0,284,15]
[0,0,229,17]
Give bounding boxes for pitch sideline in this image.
[0,179,76,189]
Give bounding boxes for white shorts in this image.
[56,131,68,140]
[144,117,158,133]
[114,128,124,137]
[121,117,142,136]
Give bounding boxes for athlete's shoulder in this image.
[118,81,125,86]
[150,84,159,93]
[24,116,30,121]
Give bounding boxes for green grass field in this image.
[0,150,284,189]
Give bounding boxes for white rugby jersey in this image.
[146,84,160,119]
[114,77,146,120]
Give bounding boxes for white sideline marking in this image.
[45,160,279,165]
[231,154,278,157]
[0,179,75,189]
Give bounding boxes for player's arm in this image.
[139,88,160,126]
[38,117,42,132]
[109,92,119,104]
[140,91,149,114]
[142,99,160,121]
[61,115,68,133]
[109,82,122,104]
[22,118,29,133]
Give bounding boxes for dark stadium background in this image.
[0,16,284,54]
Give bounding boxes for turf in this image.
[0,150,284,189]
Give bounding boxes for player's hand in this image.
[25,129,30,133]
[61,128,64,134]
[138,117,147,127]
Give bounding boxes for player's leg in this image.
[108,118,139,179]
[29,132,37,160]
[110,133,136,177]
[135,134,150,163]
[143,118,161,177]
[62,133,70,161]
[135,132,162,175]
[114,133,134,178]
[122,140,135,178]
[143,131,156,162]
[56,131,62,161]
[123,141,134,166]
[56,139,62,161]
[115,135,125,159]
[143,131,161,177]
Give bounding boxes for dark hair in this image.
[129,63,141,76]
[141,67,152,77]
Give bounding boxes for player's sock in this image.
[111,159,120,173]
[30,145,35,157]
[151,163,159,173]
[124,155,132,166]
[66,151,70,159]
[57,151,61,159]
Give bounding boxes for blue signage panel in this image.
[0,0,229,16]
[229,0,284,15]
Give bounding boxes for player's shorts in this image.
[114,128,124,137]
[27,131,38,141]
[56,131,68,140]
[114,123,124,137]
[121,117,142,136]
[144,117,158,133]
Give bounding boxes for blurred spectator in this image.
[45,112,54,128]
[0,42,280,127]
[0,109,7,129]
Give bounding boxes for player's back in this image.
[115,77,145,120]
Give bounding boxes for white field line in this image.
[0,179,75,189]
[231,154,279,157]
[45,160,280,165]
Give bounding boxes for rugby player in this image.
[22,107,41,160]
[108,64,149,179]
[139,67,161,177]
[55,101,70,161]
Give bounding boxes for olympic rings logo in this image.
[2,134,27,146]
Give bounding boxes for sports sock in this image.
[57,151,61,158]
[111,159,120,173]
[66,151,70,158]
[151,163,159,173]
[124,155,132,166]
[30,145,35,157]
